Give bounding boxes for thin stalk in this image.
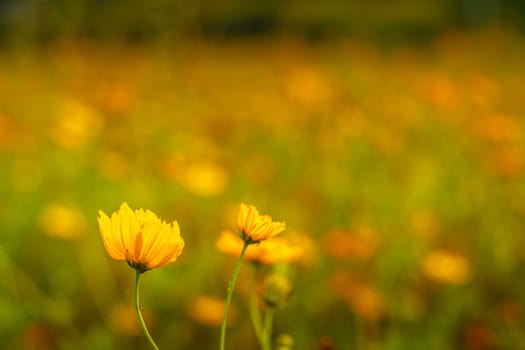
[219,241,249,350]
[135,270,160,350]
[249,264,264,346]
[262,306,276,350]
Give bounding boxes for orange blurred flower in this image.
[347,282,385,321]
[216,231,302,264]
[488,146,525,177]
[329,270,385,321]
[108,303,141,335]
[285,64,338,107]
[422,73,458,110]
[322,228,378,260]
[20,323,56,350]
[0,113,15,150]
[188,295,232,327]
[460,323,496,350]
[410,210,440,241]
[473,113,521,144]
[97,203,184,272]
[237,203,285,244]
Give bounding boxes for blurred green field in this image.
[1,28,525,350]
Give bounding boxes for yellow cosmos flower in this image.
[98,202,184,273]
[237,203,285,244]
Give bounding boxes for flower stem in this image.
[249,264,264,346]
[135,270,160,350]
[220,240,249,350]
[262,306,276,350]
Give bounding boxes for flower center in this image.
[127,260,151,273]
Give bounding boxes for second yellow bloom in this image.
[237,203,285,244]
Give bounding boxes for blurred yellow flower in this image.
[286,230,317,267]
[39,204,86,240]
[51,98,103,151]
[183,162,228,196]
[421,250,471,285]
[97,203,184,272]
[237,203,285,244]
[216,231,302,264]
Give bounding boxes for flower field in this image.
[1,28,525,349]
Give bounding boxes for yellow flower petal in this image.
[216,231,301,264]
[97,203,184,272]
[98,210,126,260]
[237,203,285,244]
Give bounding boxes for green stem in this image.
[220,240,249,350]
[249,264,264,346]
[262,307,276,350]
[135,270,160,350]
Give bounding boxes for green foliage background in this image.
[1,0,524,43]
